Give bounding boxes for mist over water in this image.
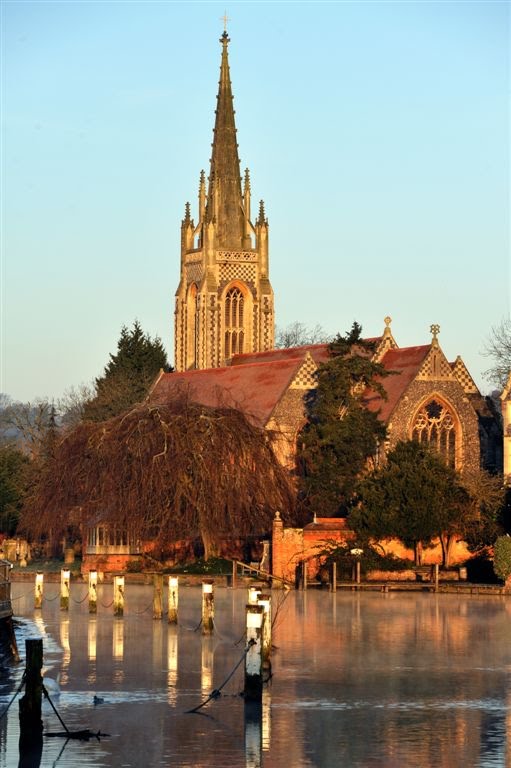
[2,584,511,767]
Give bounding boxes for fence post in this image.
[60,568,70,611]
[153,573,163,620]
[245,604,264,702]
[202,581,214,635]
[113,575,124,617]
[168,576,178,624]
[34,573,44,610]
[88,570,98,614]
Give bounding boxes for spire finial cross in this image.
[220,11,229,32]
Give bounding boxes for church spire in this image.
[206,30,245,249]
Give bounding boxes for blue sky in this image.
[1,0,509,402]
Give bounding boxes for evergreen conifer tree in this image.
[83,321,170,422]
[297,322,389,517]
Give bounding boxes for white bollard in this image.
[168,576,178,624]
[202,581,214,635]
[34,573,44,610]
[88,570,98,614]
[245,604,264,702]
[113,575,124,617]
[60,569,70,611]
[257,594,272,668]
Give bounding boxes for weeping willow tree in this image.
[20,399,296,560]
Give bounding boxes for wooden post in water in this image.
[153,573,163,620]
[88,570,98,614]
[168,576,178,624]
[356,560,361,586]
[331,561,337,593]
[257,593,272,669]
[60,568,70,611]
[34,573,43,610]
[245,604,264,702]
[302,561,308,591]
[113,575,124,617]
[19,638,43,744]
[202,581,214,635]
[248,585,261,605]
[232,560,237,589]
[434,563,439,592]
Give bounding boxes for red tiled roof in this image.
[364,345,431,421]
[231,344,331,366]
[149,357,307,427]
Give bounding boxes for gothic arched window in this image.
[411,399,458,467]
[224,287,245,358]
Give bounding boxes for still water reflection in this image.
[2,584,511,767]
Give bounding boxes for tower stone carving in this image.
[174,31,274,371]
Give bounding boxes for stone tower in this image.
[174,31,274,371]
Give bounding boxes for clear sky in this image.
[1,0,509,403]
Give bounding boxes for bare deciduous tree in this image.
[483,317,511,388]
[275,321,330,349]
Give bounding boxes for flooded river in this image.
[1,583,511,767]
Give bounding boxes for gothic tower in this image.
[174,31,274,371]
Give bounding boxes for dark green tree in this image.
[83,321,170,422]
[352,440,469,566]
[297,322,390,517]
[0,445,30,535]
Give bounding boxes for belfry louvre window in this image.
[412,399,457,466]
[224,287,244,358]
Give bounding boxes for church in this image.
[85,28,504,576]
[151,29,501,479]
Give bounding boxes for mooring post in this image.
[60,568,70,611]
[19,637,43,734]
[202,581,214,634]
[168,576,178,624]
[34,572,44,610]
[434,563,439,592]
[232,559,237,589]
[303,562,308,591]
[332,561,337,593]
[356,560,361,586]
[88,570,98,614]
[248,585,261,605]
[113,575,124,617]
[153,573,163,620]
[257,593,272,668]
[245,604,264,702]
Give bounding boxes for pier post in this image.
[60,568,70,611]
[19,638,43,747]
[331,562,337,592]
[113,575,124,617]
[245,604,264,702]
[434,563,439,592]
[202,581,214,634]
[34,573,43,610]
[168,576,178,624]
[302,562,308,591]
[356,560,361,586]
[248,585,262,605]
[153,573,163,620]
[257,593,272,668]
[232,560,237,589]
[88,570,98,614]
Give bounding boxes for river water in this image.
[1,583,511,767]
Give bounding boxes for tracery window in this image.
[224,287,244,358]
[411,399,457,467]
